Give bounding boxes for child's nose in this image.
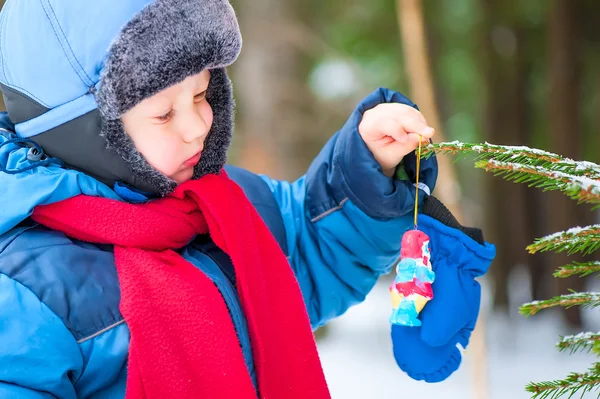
[181,111,210,143]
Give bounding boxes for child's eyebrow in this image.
[142,96,173,114]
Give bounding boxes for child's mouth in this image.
[184,151,202,167]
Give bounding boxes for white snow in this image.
[560,332,600,349]
[437,141,600,178]
[483,160,600,200]
[539,226,600,243]
[317,278,600,399]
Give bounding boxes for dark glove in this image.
[391,196,496,382]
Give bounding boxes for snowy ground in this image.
[318,276,600,399]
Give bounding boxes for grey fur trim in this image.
[96,0,242,119]
[100,68,234,196]
[193,68,233,179]
[93,0,241,196]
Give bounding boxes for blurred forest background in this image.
[229,0,600,329]
[228,1,600,395]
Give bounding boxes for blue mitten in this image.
[391,196,496,383]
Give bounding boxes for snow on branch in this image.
[554,261,600,278]
[526,363,600,399]
[425,141,600,179]
[557,332,600,355]
[527,225,600,255]
[520,292,600,317]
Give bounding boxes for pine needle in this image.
[424,141,600,179]
[527,226,600,256]
[520,292,600,316]
[475,160,600,206]
[557,332,600,355]
[526,363,600,399]
[554,262,600,278]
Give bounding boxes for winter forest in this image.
[230,1,600,397]
[227,1,600,396]
[1,0,599,398]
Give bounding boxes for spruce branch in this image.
[527,226,600,256]
[554,262,600,278]
[525,363,600,399]
[423,140,600,399]
[474,160,600,206]
[424,141,600,179]
[520,292,600,316]
[557,332,600,355]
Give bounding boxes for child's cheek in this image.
[163,140,187,173]
[145,138,185,178]
[201,102,214,131]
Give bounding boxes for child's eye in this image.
[156,109,173,122]
[194,91,207,102]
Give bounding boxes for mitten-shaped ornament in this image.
[389,229,435,326]
[388,138,495,383]
[391,196,496,383]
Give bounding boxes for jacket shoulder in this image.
[0,223,123,342]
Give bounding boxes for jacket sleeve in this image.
[259,87,438,328]
[0,273,82,398]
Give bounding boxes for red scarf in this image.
[32,172,330,399]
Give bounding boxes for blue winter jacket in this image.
[0,86,438,398]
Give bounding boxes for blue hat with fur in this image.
[0,0,242,195]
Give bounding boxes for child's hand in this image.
[358,103,435,177]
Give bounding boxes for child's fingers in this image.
[397,116,435,139]
[372,117,408,143]
[385,103,428,125]
[415,133,431,146]
[406,133,426,150]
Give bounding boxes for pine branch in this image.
[424,141,600,179]
[557,332,600,355]
[554,262,600,278]
[520,292,600,317]
[423,141,600,399]
[526,363,600,399]
[475,160,600,206]
[527,226,600,256]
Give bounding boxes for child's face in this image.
[121,70,213,184]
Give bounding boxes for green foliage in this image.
[425,142,600,177]
[520,293,600,317]
[557,333,600,356]
[554,262,600,279]
[525,363,600,399]
[426,142,600,207]
[527,227,600,256]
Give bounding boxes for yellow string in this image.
[413,137,422,229]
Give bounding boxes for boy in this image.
[0,0,495,398]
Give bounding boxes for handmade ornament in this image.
[389,137,435,327]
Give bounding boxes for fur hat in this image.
[0,0,242,195]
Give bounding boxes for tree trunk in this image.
[231,0,315,180]
[480,0,533,312]
[397,0,463,221]
[547,0,586,328]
